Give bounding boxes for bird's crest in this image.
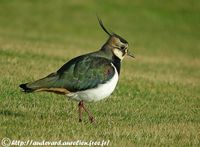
[97,16,112,36]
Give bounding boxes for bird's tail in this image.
[19,83,33,92]
[19,73,59,93]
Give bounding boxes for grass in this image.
[0,0,200,146]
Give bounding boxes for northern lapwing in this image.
[19,17,134,123]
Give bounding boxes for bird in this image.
[19,17,134,123]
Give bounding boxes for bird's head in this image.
[98,17,134,60]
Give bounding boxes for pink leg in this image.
[78,101,83,122]
[78,100,94,123]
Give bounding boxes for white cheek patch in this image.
[113,49,124,60]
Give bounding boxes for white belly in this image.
[66,64,119,102]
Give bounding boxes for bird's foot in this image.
[89,116,95,123]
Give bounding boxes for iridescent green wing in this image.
[56,55,115,92]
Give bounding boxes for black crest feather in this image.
[97,16,112,36]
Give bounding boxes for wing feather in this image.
[56,55,115,92]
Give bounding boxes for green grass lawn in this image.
[0,0,200,146]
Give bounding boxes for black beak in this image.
[127,51,135,58]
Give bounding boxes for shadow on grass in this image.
[0,110,24,118]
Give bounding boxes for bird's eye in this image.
[120,46,125,50]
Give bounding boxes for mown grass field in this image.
[0,0,200,146]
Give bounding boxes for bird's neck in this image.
[112,54,121,75]
[100,44,121,74]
